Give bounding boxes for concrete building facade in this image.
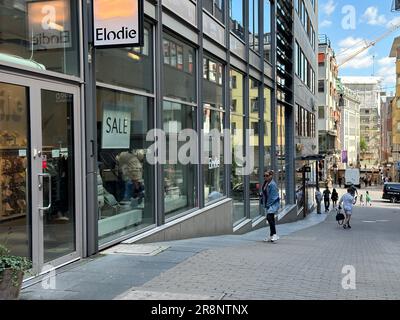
[341,77,382,169]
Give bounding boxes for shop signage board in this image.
[102,104,131,149]
[93,0,144,48]
[28,0,72,50]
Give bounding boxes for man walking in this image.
[323,187,331,212]
[260,170,281,242]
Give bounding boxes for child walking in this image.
[366,191,372,206]
[359,194,364,206]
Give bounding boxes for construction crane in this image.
[337,22,400,68]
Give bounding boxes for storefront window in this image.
[96,24,153,93]
[249,78,261,219]
[163,101,197,219]
[230,69,245,223]
[0,83,30,258]
[204,108,225,204]
[277,104,286,208]
[229,0,244,40]
[264,86,272,170]
[0,0,80,76]
[96,87,154,245]
[204,55,225,204]
[163,33,196,103]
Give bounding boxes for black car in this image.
[382,183,400,203]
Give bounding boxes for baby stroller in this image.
[335,206,345,226]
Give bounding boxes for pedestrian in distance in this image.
[338,187,356,229]
[359,194,364,206]
[323,187,331,212]
[331,188,339,209]
[315,188,322,214]
[338,177,342,188]
[260,170,281,243]
[366,191,372,206]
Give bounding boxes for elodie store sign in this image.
[93,0,144,47]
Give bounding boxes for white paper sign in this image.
[102,106,131,149]
[93,0,142,47]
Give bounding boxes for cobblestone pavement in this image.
[22,199,400,300]
[119,204,400,300]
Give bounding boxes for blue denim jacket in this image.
[260,179,280,214]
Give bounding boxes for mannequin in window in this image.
[116,150,145,208]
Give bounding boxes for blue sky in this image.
[319,0,400,94]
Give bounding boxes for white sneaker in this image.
[263,236,272,242]
[271,234,280,241]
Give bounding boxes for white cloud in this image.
[377,64,396,87]
[320,20,332,28]
[323,0,336,17]
[386,16,400,28]
[378,57,395,67]
[362,7,387,26]
[337,37,374,69]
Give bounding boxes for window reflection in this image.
[230,0,244,40]
[0,0,80,76]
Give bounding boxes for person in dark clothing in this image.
[323,187,331,212]
[331,188,339,209]
[338,177,342,188]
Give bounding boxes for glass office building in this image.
[0,0,299,279]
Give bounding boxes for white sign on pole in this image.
[93,0,143,48]
[102,105,131,149]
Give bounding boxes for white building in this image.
[340,76,382,168]
[338,83,361,168]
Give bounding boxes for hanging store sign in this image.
[28,0,72,50]
[93,0,144,48]
[102,105,131,149]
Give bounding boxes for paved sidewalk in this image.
[21,212,326,300]
[22,204,400,300]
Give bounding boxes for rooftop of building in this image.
[340,76,383,85]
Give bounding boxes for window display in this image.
[0,82,30,258]
[0,153,27,218]
[97,87,155,245]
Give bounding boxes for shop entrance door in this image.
[0,73,82,276]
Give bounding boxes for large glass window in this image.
[249,0,260,53]
[263,87,272,169]
[203,0,224,23]
[163,101,197,219]
[230,70,245,223]
[230,0,245,40]
[204,55,225,203]
[96,24,153,93]
[264,0,271,62]
[203,109,225,203]
[0,0,80,76]
[0,83,30,259]
[96,88,155,245]
[249,78,261,219]
[277,104,286,208]
[163,33,196,103]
